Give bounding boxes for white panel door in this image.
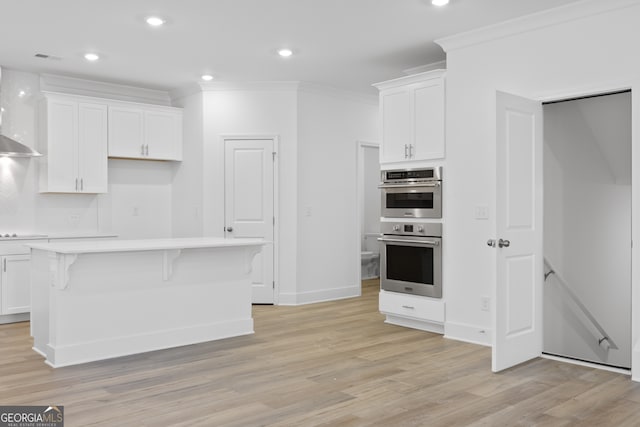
[1,255,31,315]
[78,102,108,193]
[224,139,275,304]
[493,91,543,372]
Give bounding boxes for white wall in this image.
[0,68,174,238]
[197,85,300,300]
[171,91,204,237]
[174,83,378,305]
[543,94,631,368]
[296,86,378,303]
[437,0,640,355]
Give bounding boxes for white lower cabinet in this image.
[379,290,445,334]
[1,254,31,315]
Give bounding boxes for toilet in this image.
[361,233,380,279]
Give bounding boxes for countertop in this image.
[27,237,267,254]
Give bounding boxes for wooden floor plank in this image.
[0,279,639,426]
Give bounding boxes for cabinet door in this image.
[46,99,78,192]
[78,103,108,193]
[144,110,182,160]
[380,89,412,163]
[1,255,31,315]
[108,106,145,158]
[413,80,445,160]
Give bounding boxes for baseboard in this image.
[43,318,254,368]
[0,312,29,325]
[444,321,492,347]
[278,286,361,306]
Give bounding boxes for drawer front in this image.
[379,290,445,323]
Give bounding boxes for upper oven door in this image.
[380,183,442,218]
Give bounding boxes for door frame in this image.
[221,134,280,305]
[356,141,380,288]
[495,81,638,377]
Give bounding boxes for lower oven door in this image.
[380,183,442,218]
[379,235,442,298]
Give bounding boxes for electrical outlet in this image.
[474,205,489,220]
[481,296,490,312]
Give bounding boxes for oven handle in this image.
[378,237,440,246]
[377,182,440,189]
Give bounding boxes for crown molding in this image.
[403,60,447,76]
[297,82,378,106]
[373,69,446,92]
[436,0,640,53]
[171,81,377,106]
[40,73,172,105]
[197,81,301,93]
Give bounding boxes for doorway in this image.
[223,137,277,304]
[493,89,633,374]
[357,141,380,287]
[542,91,632,369]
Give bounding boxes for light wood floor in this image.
[1,279,640,426]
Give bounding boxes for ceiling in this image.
[0,0,581,95]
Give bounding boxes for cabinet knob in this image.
[226,227,233,232]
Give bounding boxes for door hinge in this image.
[272,151,276,161]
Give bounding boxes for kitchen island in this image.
[28,237,265,367]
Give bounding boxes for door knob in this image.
[226,227,233,232]
[498,238,510,248]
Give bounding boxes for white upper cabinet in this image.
[108,103,182,161]
[374,70,445,164]
[39,94,108,193]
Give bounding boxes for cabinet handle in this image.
[3,258,6,272]
[81,178,84,191]
[141,144,145,155]
[404,144,408,159]
[75,178,78,191]
[401,305,415,310]
[409,144,414,158]
[145,144,149,156]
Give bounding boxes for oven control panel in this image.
[382,222,441,238]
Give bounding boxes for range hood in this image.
[0,67,42,157]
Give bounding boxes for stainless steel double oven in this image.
[379,167,443,298]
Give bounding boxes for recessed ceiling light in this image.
[84,53,100,61]
[277,48,293,58]
[146,16,165,27]
[201,74,214,81]
[432,0,449,5]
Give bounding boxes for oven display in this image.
[385,170,435,180]
[404,225,413,232]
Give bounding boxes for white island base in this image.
[28,238,264,368]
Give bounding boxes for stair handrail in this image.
[543,257,618,350]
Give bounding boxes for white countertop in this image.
[27,237,266,254]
